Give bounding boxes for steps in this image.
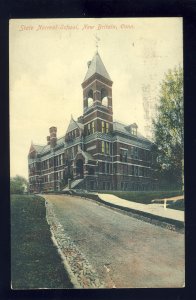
[62,178,84,191]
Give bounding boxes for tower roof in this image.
[83,52,112,83]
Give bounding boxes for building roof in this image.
[31,135,65,155]
[83,52,111,83]
[32,144,45,152]
[30,119,152,158]
[66,116,84,134]
[113,121,152,143]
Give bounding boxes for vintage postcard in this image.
[10,18,184,289]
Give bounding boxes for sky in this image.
[10,18,183,179]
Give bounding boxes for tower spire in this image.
[82,51,112,83]
[95,34,100,53]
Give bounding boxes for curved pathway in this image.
[43,194,184,288]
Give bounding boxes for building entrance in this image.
[76,159,84,178]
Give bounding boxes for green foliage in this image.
[153,66,183,189]
[10,175,28,194]
[11,194,73,288]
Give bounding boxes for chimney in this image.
[47,136,50,145]
[77,115,83,124]
[49,126,57,148]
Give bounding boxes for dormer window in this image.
[131,127,137,136]
[130,123,138,136]
[125,123,138,136]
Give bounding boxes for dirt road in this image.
[43,194,184,288]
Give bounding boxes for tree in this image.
[10,175,29,194]
[153,66,183,190]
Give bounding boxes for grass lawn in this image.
[11,194,73,289]
[98,190,183,205]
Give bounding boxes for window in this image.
[92,121,95,134]
[102,141,105,153]
[101,121,109,133]
[106,122,109,133]
[131,125,137,136]
[130,165,134,175]
[140,149,144,160]
[123,164,128,174]
[107,163,110,174]
[106,142,109,154]
[130,147,134,158]
[102,162,106,173]
[102,96,108,106]
[134,147,139,159]
[60,154,63,165]
[121,182,124,190]
[87,89,93,108]
[132,127,137,135]
[101,141,110,155]
[101,89,108,107]
[88,123,91,135]
[120,149,128,162]
[135,166,139,176]
[102,121,105,133]
[87,121,95,135]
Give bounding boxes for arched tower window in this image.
[87,89,94,108]
[101,88,108,107]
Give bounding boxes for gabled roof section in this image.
[29,135,66,156]
[34,145,45,152]
[29,143,45,154]
[66,116,84,134]
[83,52,111,83]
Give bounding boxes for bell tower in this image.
[81,51,113,136]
